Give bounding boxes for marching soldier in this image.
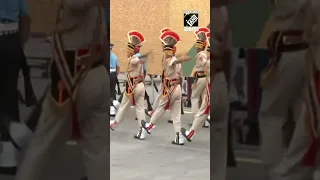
[14,1,109,180]
[168,46,185,123]
[181,32,211,141]
[183,31,229,180]
[135,45,153,112]
[267,0,320,180]
[191,27,210,116]
[110,30,149,140]
[210,33,229,180]
[258,0,315,179]
[208,30,229,180]
[148,28,173,116]
[141,30,191,145]
[149,28,185,120]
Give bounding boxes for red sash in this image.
[204,82,210,114]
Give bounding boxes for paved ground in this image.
[0,39,267,179]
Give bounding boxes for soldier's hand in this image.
[177,54,191,61]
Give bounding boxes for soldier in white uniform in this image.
[145,38,185,123]
[191,27,210,116]
[258,0,313,179]
[148,28,173,116]
[181,32,211,141]
[141,31,191,145]
[168,46,185,123]
[110,30,149,140]
[14,1,109,180]
[269,0,320,180]
[210,30,230,180]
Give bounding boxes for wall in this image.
[228,0,272,48]
[110,0,209,75]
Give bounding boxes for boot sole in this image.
[181,128,192,142]
[171,141,184,145]
[141,120,151,134]
[134,135,145,140]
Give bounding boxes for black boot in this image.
[171,132,184,145]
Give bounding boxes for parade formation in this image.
[3,0,320,179]
[109,27,212,146]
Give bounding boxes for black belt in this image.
[128,77,142,84]
[268,30,309,53]
[164,78,178,88]
[197,75,206,78]
[267,30,309,69]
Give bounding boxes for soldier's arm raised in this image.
[131,52,151,64]
[169,54,191,65]
[130,55,149,65]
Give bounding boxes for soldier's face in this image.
[127,49,134,57]
[164,51,173,58]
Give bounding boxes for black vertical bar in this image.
[104,1,111,179]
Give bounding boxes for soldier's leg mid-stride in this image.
[258,0,313,178]
[110,30,148,140]
[141,30,191,145]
